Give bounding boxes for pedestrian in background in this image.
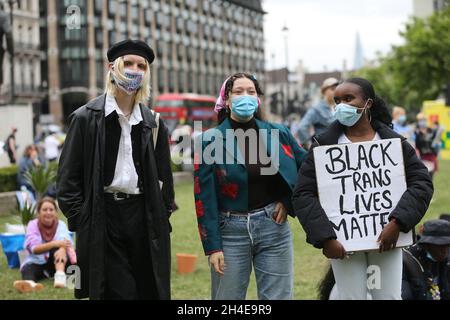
[297,77,339,149]
[3,127,18,164]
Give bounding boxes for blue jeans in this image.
[211,202,294,300]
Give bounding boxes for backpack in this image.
[2,137,10,152]
[150,110,160,149]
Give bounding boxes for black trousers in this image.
[104,195,158,300]
[21,248,69,282]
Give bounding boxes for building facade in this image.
[413,0,448,19]
[0,0,43,105]
[40,0,265,124]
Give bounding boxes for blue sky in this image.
[263,0,414,72]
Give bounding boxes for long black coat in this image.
[292,120,433,249]
[57,95,174,299]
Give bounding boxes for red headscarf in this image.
[38,218,58,242]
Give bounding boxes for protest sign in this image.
[314,138,413,252]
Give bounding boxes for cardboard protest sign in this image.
[313,138,413,252]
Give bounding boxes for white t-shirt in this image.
[103,94,143,195]
[44,134,60,160]
[337,132,381,144]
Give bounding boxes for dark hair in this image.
[317,264,335,300]
[439,213,450,223]
[344,77,392,126]
[23,144,37,158]
[218,72,264,124]
[36,196,58,214]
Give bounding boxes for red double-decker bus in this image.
[153,93,217,133]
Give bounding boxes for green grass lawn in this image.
[1,160,449,300]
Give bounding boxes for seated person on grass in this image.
[13,197,76,293]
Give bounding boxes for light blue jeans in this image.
[211,202,294,300]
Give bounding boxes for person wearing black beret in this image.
[57,39,175,300]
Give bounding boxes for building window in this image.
[108,0,115,17]
[96,57,104,88]
[156,12,164,28]
[164,14,171,31]
[177,43,183,61]
[168,69,175,92]
[179,70,185,92]
[202,0,209,13]
[131,5,139,23]
[131,25,139,38]
[108,31,116,45]
[95,28,103,46]
[186,0,197,9]
[167,42,172,61]
[176,17,184,32]
[156,40,163,59]
[188,71,194,92]
[144,9,152,25]
[94,0,102,13]
[204,49,209,65]
[187,20,197,34]
[157,67,164,93]
[203,24,209,39]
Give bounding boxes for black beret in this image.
[107,39,155,64]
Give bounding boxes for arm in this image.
[155,118,175,216]
[286,126,308,169]
[297,108,317,145]
[194,136,222,256]
[280,126,308,217]
[56,112,84,232]
[33,240,69,255]
[389,141,434,232]
[292,145,337,248]
[24,221,69,255]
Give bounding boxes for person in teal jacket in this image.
[193,72,307,300]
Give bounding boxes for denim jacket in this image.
[297,100,334,144]
[194,118,307,255]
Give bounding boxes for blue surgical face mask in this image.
[418,119,427,128]
[398,115,407,125]
[333,100,369,127]
[231,95,258,121]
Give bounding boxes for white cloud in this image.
[263,0,413,72]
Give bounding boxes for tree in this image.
[355,5,450,116]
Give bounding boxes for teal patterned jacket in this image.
[193,118,307,255]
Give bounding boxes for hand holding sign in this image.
[323,239,347,259]
[377,219,401,253]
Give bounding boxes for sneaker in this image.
[13,280,44,293]
[54,271,67,288]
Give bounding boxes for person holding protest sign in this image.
[293,77,433,299]
[194,72,307,299]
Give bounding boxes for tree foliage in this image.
[354,5,450,115]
